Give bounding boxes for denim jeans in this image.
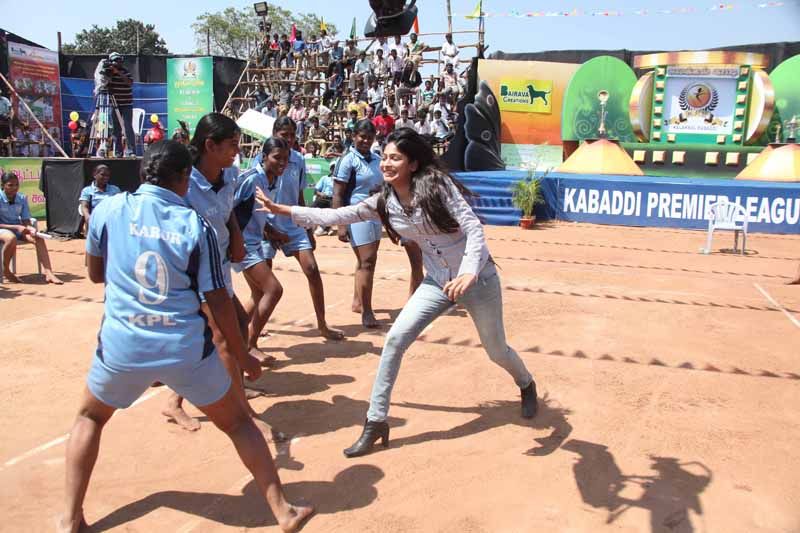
[367,262,533,422]
[111,104,135,156]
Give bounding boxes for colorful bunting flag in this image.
[463,1,790,18]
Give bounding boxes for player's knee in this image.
[304,260,321,279]
[359,255,378,271]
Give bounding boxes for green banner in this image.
[303,157,331,204]
[167,57,214,137]
[0,157,46,219]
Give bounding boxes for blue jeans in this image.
[367,262,533,422]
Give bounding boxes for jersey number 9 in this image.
[134,251,170,305]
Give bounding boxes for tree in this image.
[192,4,337,59]
[62,19,169,55]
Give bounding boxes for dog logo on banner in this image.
[498,79,553,113]
[674,83,721,125]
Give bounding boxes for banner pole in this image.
[0,71,69,158]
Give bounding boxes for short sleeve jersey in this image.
[334,147,384,205]
[184,166,239,283]
[79,183,122,212]
[233,166,271,251]
[86,184,225,370]
[0,191,31,224]
[315,175,334,197]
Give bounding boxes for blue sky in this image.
[2,0,799,55]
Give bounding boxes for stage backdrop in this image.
[7,42,63,157]
[477,59,579,170]
[0,157,46,218]
[167,57,214,138]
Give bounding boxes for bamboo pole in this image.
[0,71,69,158]
[221,60,251,114]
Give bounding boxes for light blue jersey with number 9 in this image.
[86,183,225,370]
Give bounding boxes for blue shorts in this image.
[87,351,232,409]
[349,219,382,248]
[233,242,267,273]
[262,226,312,259]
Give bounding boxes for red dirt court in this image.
[1,221,799,532]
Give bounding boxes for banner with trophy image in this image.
[663,66,739,136]
[167,57,214,137]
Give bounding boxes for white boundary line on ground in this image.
[0,388,165,472]
[754,283,800,329]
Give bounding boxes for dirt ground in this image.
[1,222,799,533]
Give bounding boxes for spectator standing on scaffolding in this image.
[279,34,292,67]
[264,33,280,67]
[307,34,320,66]
[292,30,307,73]
[307,97,332,127]
[344,40,360,78]
[318,29,332,67]
[441,33,460,67]
[388,49,403,87]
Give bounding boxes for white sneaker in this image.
[314,227,326,237]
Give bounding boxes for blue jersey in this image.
[184,166,239,289]
[0,191,31,225]
[315,175,335,197]
[334,147,383,205]
[86,184,225,370]
[255,150,307,234]
[233,166,273,251]
[79,183,122,212]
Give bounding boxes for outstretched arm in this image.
[255,187,380,227]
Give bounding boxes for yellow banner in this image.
[498,79,553,113]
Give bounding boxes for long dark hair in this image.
[377,128,475,243]
[141,141,192,188]
[189,113,240,165]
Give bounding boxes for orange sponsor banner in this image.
[477,59,579,146]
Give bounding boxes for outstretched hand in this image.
[255,187,292,217]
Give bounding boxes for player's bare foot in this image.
[162,406,201,431]
[4,271,21,283]
[352,300,362,313]
[250,347,277,367]
[788,278,800,285]
[319,325,344,340]
[362,311,379,328]
[56,514,87,533]
[45,273,64,285]
[277,504,315,532]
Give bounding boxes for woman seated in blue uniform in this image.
[79,164,121,234]
[0,171,62,284]
[58,141,313,533]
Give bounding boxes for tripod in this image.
[87,90,127,158]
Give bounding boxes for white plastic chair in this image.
[702,200,749,255]
[0,218,42,281]
[132,108,146,152]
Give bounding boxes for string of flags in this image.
[464,1,792,19]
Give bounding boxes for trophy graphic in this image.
[597,90,609,138]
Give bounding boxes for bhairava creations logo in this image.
[498,80,553,113]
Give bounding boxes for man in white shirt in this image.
[415,109,432,136]
[389,35,406,62]
[319,29,333,66]
[367,79,384,114]
[351,51,371,90]
[432,94,452,120]
[371,48,389,82]
[395,108,415,130]
[431,109,452,141]
[307,97,332,126]
[261,99,278,118]
[440,33,460,67]
[388,49,403,86]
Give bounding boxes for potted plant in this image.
[510,173,545,229]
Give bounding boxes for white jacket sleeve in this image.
[291,193,380,227]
